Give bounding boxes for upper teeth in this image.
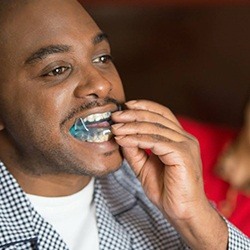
[83,111,111,123]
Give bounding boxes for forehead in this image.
[0,0,100,64]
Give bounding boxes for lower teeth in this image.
[70,125,113,143]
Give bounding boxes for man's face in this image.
[0,0,125,176]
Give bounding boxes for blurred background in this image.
[80,0,250,128]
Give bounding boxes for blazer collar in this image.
[0,162,37,247]
[0,160,136,249]
[94,161,138,250]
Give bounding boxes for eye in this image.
[92,55,113,64]
[43,66,71,77]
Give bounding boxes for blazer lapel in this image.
[94,172,136,250]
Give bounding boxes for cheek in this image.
[110,73,126,102]
[26,95,59,126]
[28,84,72,123]
[6,90,65,143]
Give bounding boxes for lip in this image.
[62,103,121,137]
[70,135,120,154]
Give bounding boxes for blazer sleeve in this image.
[225,219,250,249]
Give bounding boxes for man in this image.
[0,0,248,249]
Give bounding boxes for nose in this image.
[74,66,112,99]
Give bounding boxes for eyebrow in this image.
[25,44,72,65]
[93,32,109,45]
[25,32,109,65]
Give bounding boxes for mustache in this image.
[61,98,121,127]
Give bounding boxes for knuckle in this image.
[154,122,166,129]
[187,133,199,146]
[151,134,171,143]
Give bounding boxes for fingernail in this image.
[115,135,125,140]
[112,123,124,129]
[112,111,123,116]
[125,100,137,106]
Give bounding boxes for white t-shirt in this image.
[27,178,99,250]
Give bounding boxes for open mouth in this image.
[69,111,114,143]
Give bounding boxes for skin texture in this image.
[0,0,229,249]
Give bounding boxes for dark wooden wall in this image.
[82,3,250,127]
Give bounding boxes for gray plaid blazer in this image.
[0,161,249,249]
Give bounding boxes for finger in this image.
[121,147,164,190]
[111,121,190,142]
[112,109,183,135]
[115,133,199,167]
[125,99,182,128]
[120,146,149,177]
[115,133,178,157]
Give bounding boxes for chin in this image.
[90,153,123,177]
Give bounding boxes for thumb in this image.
[121,146,148,177]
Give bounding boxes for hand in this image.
[112,100,228,249]
[112,99,206,219]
